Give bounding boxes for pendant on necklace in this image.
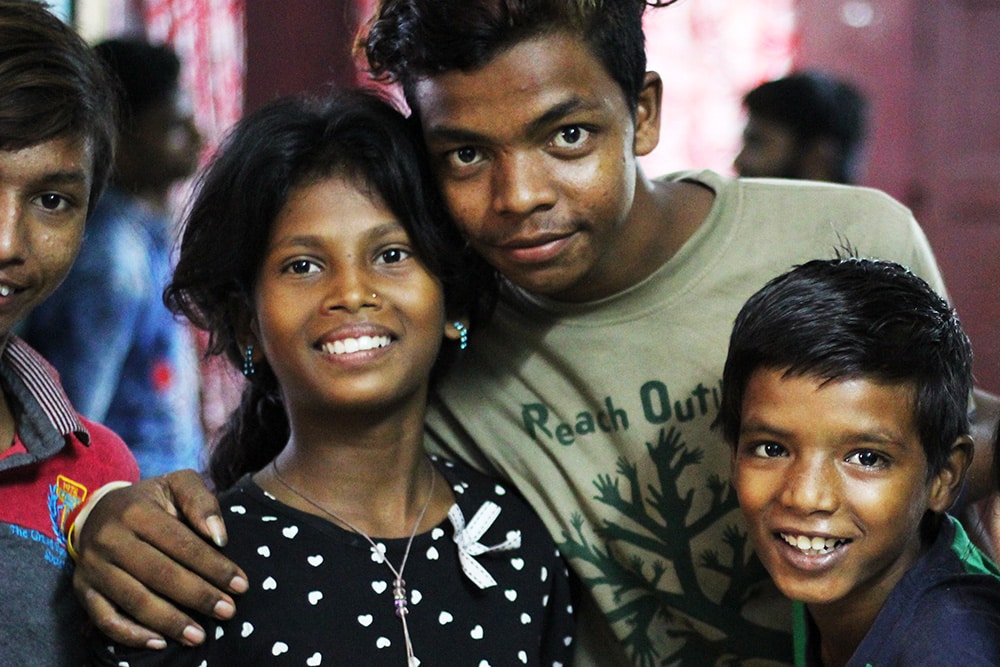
[393,578,408,617]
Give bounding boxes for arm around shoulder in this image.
[72,469,249,648]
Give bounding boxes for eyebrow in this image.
[271,221,407,250]
[739,421,909,449]
[34,169,89,188]
[425,96,595,145]
[738,422,790,441]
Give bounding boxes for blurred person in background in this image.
[734,70,868,184]
[22,38,205,477]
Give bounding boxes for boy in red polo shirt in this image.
[0,2,140,664]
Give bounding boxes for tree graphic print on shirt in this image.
[555,425,792,667]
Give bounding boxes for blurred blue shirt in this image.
[21,187,204,477]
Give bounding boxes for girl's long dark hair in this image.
[165,89,495,490]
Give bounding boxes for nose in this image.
[0,194,27,265]
[323,263,380,313]
[779,454,839,514]
[491,152,556,217]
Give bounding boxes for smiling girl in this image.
[90,90,575,666]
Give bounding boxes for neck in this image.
[809,595,888,667]
[0,391,14,454]
[809,537,926,667]
[556,174,713,302]
[256,403,446,537]
[268,452,436,538]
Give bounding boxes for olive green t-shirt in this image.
[427,170,946,667]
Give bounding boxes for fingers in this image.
[163,469,229,547]
[76,580,168,650]
[73,475,248,646]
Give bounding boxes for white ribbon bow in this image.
[448,501,522,589]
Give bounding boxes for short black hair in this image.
[743,71,868,183]
[165,89,496,490]
[718,257,971,477]
[362,0,677,116]
[0,0,118,213]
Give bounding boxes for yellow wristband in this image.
[66,480,133,561]
[65,520,81,561]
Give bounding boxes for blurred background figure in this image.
[734,70,868,184]
[22,38,205,477]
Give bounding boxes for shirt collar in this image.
[1,335,89,445]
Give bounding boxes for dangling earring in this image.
[242,344,255,377]
[453,322,468,350]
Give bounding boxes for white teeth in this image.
[0,284,11,297]
[322,335,390,355]
[781,533,844,554]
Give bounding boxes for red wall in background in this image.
[244,1,362,113]
[795,0,1000,393]
[243,1,1000,393]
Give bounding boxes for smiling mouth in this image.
[780,533,850,555]
[0,283,13,298]
[320,335,391,355]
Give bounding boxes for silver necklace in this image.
[270,457,436,667]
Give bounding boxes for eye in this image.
[34,193,72,212]
[285,259,321,275]
[445,146,482,169]
[845,449,887,468]
[750,442,788,458]
[376,247,412,265]
[552,125,590,149]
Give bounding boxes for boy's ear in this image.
[928,435,974,513]
[634,71,662,157]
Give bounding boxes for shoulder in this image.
[668,170,943,289]
[215,478,272,524]
[866,524,1000,666]
[435,455,528,511]
[671,169,912,220]
[662,170,929,271]
[77,417,141,481]
[913,571,1000,618]
[889,579,1000,664]
[746,178,912,224]
[434,455,564,560]
[214,477,312,543]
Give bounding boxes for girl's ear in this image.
[444,318,469,342]
[928,435,974,513]
[231,296,263,363]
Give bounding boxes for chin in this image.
[772,577,846,607]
